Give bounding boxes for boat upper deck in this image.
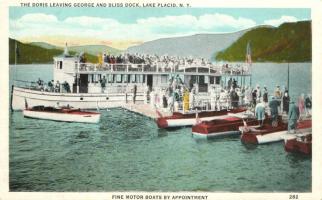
[62,62,252,76]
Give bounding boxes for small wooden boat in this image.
[191,113,258,139]
[283,132,312,155]
[156,107,247,129]
[240,120,312,145]
[23,105,101,123]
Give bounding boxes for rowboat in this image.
[283,132,312,155]
[156,108,247,129]
[191,112,258,139]
[23,105,101,123]
[240,120,312,145]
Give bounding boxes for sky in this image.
[9,7,310,50]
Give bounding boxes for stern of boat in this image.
[192,123,209,138]
[240,132,258,145]
[156,117,168,129]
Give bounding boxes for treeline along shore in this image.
[9,21,311,65]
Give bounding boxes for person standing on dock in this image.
[263,86,268,104]
[255,99,265,127]
[288,101,299,133]
[251,87,257,108]
[133,84,137,104]
[282,91,290,114]
[230,88,239,108]
[274,85,282,113]
[305,94,312,116]
[298,94,305,120]
[269,96,279,125]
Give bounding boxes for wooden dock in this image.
[120,103,172,119]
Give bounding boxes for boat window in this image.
[216,77,221,84]
[143,75,145,83]
[161,75,168,84]
[108,74,113,83]
[59,61,63,69]
[205,76,209,84]
[209,76,214,84]
[116,74,122,83]
[136,74,141,83]
[89,74,95,83]
[131,74,136,83]
[88,74,93,83]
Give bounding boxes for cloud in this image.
[136,14,256,33]
[19,13,58,23]
[264,15,298,27]
[198,14,256,30]
[10,12,258,41]
[9,12,302,49]
[64,16,119,27]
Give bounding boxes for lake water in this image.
[9,63,311,192]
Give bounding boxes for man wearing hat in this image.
[255,98,266,127]
[269,96,279,126]
[288,100,300,133]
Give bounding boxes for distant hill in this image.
[69,45,123,56]
[215,21,311,62]
[29,42,59,49]
[126,27,261,60]
[30,42,123,56]
[9,38,98,64]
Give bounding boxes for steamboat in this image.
[11,45,252,111]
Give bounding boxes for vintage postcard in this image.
[0,0,322,199]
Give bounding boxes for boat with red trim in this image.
[156,107,247,129]
[191,113,258,139]
[283,132,312,155]
[240,120,311,145]
[23,105,101,123]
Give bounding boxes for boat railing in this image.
[13,79,39,90]
[75,62,251,75]
[172,98,238,112]
[13,79,71,93]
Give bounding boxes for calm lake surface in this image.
[9,63,311,192]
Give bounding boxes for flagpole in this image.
[11,40,18,112]
[287,61,290,95]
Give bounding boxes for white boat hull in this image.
[256,128,312,144]
[192,130,240,139]
[166,112,251,128]
[23,110,100,123]
[12,86,144,110]
[166,115,227,127]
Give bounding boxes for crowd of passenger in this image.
[149,76,311,132]
[35,78,71,93]
[102,53,212,66]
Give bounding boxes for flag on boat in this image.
[245,41,252,65]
